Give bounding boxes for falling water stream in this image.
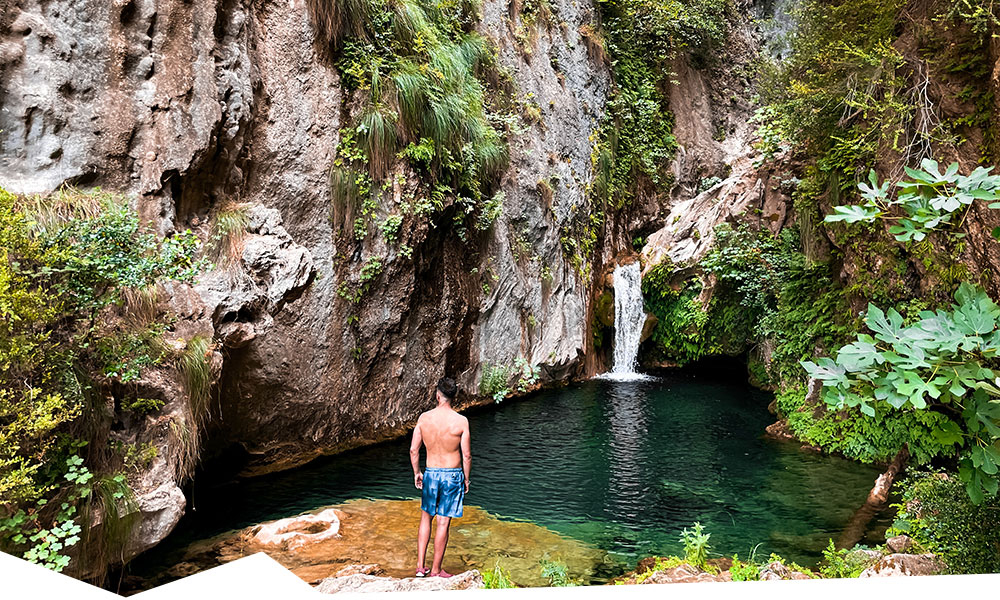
[607,262,648,380]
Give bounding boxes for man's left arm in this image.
[461,418,471,493]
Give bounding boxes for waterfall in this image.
[761,0,798,61]
[606,263,648,380]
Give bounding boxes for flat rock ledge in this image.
[317,565,484,594]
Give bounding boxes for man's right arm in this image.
[460,418,471,493]
[410,420,423,489]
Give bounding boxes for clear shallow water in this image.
[132,369,884,578]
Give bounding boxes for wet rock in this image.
[316,570,484,593]
[859,554,945,578]
[885,535,915,554]
[640,312,659,343]
[758,561,812,581]
[764,420,797,442]
[641,565,729,584]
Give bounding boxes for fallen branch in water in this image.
[837,445,910,550]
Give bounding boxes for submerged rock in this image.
[317,569,484,594]
[251,508,343,551]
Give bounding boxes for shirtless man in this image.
[409,377,471,578]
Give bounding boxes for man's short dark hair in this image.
[437,377,458,401]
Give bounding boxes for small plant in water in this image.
[482,561,516,589]
[539,557,574,586]
[680,522,711,569]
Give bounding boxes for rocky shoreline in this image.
[123,498,947,595]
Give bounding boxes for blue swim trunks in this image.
[421,467,465,518]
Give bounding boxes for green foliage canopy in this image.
[889,471,1000,573]
[0,187,202,571]
[803,283,1000,503]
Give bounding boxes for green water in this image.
[133,368,885,577]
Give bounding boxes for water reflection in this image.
[605,381,649,524]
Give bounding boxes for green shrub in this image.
[759,0,910,185]
[479,363,512,402]
[539,557,574,586]
[819,540,877,578]
[0,187,202,573]
[728,556,759,581]
[776,386,959,465]
[888,471,1000,573]
[121,397,165,415]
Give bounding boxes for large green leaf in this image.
[824,204,882,224]
[837,339,882,371]
[866,305,905,344]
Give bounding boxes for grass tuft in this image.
[178,335,214,425]
[120,284,161,327]
[358,106,400,178]
[306,0,371,49]
[208,202,250,267]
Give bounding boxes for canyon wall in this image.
[0,0,768,562]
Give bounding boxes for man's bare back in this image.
[415,406,469,469]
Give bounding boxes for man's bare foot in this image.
[431,570,453,578]
[415,567,430,577]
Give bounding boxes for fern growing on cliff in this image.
[316,0,509,241]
